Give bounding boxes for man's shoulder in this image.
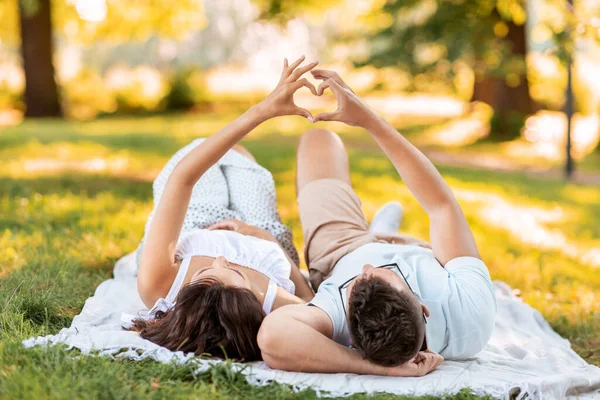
[309,283,338,309]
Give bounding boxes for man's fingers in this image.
[284,57,288,69]
[413,352,425,363]
[287,60,319,82]
[312,70,356,94]
[419,352,443,375]
[313,111,339,123]
[324,78,345,96]
[291,78,317,95]
[317,81,330,96]
[310,69,338,80]
[317,80,343,96]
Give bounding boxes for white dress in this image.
[121,229,295,327]
[158,229,295,314]
[136,138,299,267]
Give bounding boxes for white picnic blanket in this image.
[23,252,600,400]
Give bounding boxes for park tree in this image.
[0,0,339,118]
[358,0,600,139]
[0,0,206,117]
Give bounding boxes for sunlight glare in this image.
[75,0,107,22]
[522,111,600,160]
[457,189,600,268]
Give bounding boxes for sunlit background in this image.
[0,0,599,165]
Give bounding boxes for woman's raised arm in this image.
[137,57,318,307]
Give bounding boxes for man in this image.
[257,69,496,377]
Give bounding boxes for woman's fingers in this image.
[287,61,319,82]
[279,58,289,82]
[294,107,314,120]
[288,55,306,71]
[291,78,317,95]
[281,55,306,80]
[207,220,239,231]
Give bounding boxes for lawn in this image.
[0,112,599,399]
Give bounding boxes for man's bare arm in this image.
[312,70,480,265]
[258,304,442,376]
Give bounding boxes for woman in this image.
[130,56,319,361]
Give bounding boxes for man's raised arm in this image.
[312,69,480,265]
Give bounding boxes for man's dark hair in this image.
[348,276,425,366]
[130,278,265,361]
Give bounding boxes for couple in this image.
[131,56,497,377]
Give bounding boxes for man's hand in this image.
[381,350,444,377]
[311,69,378,128]
[255,56,318,121]
[207,219,276,242]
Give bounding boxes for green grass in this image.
[1,112,599,399]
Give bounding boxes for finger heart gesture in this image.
[257,58,376,129]
[258,56,319,121]
[311,69,374,127]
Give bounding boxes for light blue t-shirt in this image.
[309,243,497,360]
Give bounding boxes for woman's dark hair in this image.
[130,278,265,361]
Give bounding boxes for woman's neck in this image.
[248,279,268,306]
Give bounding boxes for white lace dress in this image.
[136,138,299,267]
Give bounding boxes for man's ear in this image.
[422,303,430,318]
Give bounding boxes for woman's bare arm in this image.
[137,57,318,307]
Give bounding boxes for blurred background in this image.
[0,0,599,175]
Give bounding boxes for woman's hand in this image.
[208,219,276,243]
[380,350,444,377]
[255,56,319,121]
[311,69,379,128]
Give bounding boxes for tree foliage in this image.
[253,0,342,21]
[359,0,599,84]
[0,0,206,46]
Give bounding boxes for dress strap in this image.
[166,256,193,304]
[262,280,278,315]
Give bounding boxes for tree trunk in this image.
[472,20,538,139]
[19,0,62,117]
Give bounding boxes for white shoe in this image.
[369,201,403,234]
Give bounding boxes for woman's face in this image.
[190,256,251,289]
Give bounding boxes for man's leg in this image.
[296,129,377,289]
[296,128,352,196]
